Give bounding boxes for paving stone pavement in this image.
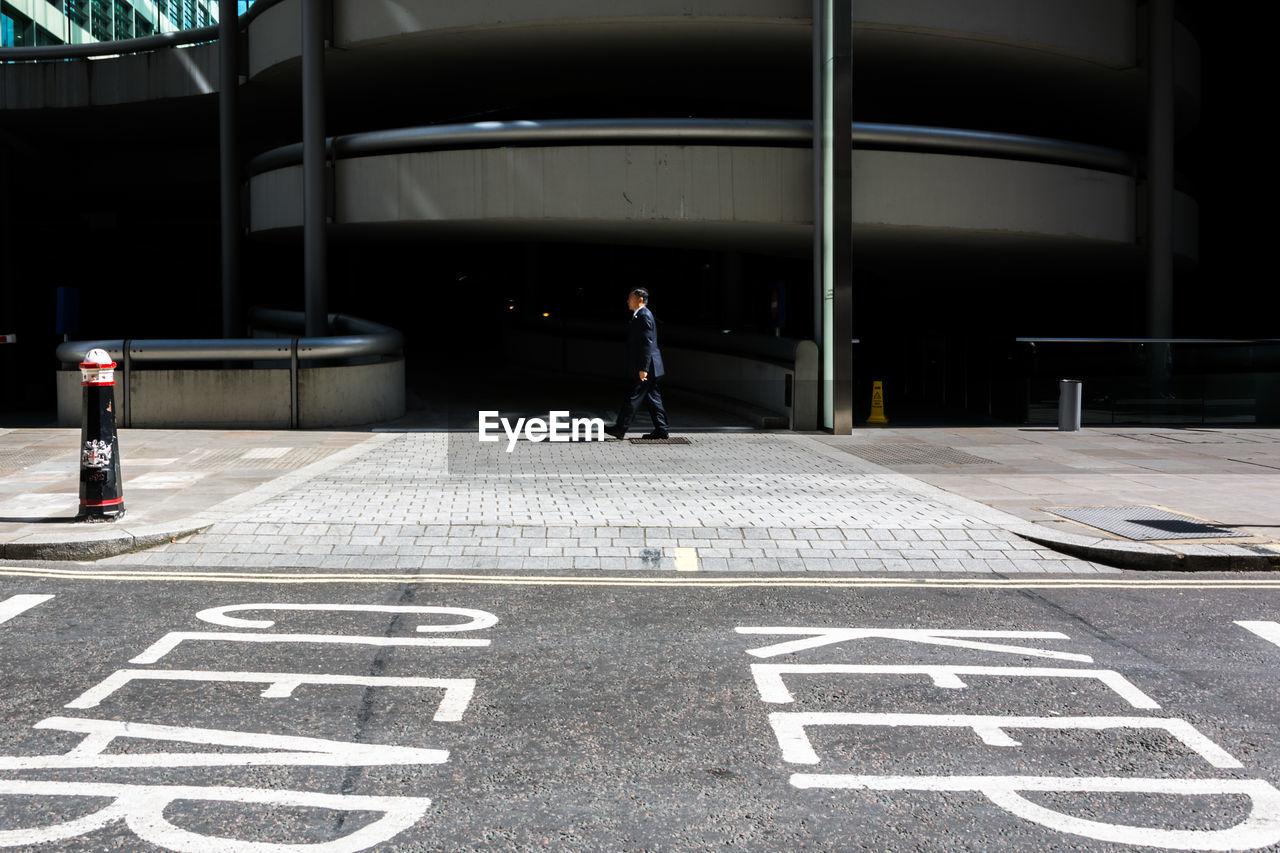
[101,433,1113,573]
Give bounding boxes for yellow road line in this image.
[2,566,1280,590]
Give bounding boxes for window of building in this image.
[113,0,133,39]
[1,3,37,46]
[90,0,112,41]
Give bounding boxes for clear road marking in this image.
[0,780,430,852]
[1236,620,1280,649]
[8,566,1280,589]
[769,712,1241,768]
[0,599,497,851]
[65,670,475,720]
[195,602,499,632]
[750,664,1160,709]
[0,717,449,770]
[673,547,698,572]
[736,628,1093,662]
[787,776,1280,852]
[0,594,53,625]
[129,631,489,664]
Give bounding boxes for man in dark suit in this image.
[604,287,670,440]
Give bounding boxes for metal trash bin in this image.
[1058,379,1082,431]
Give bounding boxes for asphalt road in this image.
[2,569,1280,852]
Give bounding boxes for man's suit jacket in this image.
[627,305,665,378]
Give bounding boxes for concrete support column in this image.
[1146,0,1175,393]
[218,0,241,338]
[302,0,329,337]
[814,0,853,432]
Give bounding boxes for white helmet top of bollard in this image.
[82,348,114,367]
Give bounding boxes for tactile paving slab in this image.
[839,443,997,467]
[1044,505,1247,541]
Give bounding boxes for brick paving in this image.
[99,433,1111,573]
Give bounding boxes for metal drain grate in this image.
[627,437,692,445]
[1045,506,1247,541]
[839,443,997,467]
[182,447,339,470]
[0,449,64,471]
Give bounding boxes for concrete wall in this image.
[298,358,406,429]
[57,358,405,428]
[246,0,1177,78]
[1,0,1196,116]
[0,42,217,109]
[251,146,1197,259]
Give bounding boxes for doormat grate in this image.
[839,443,997,467]
[628,437,692,445]
[1044,506,1247,541]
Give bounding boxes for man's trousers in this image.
[615,376,669,433]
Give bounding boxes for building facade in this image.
[3,1,1253,429]
[0,0,222,47]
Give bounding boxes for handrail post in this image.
[121,340,131,428]
[290,337,300,429]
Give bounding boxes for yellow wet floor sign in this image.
[867,380,888,424]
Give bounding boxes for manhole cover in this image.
[1044,506,1247,541]
[627,437,692,445]
[839,443,997,467]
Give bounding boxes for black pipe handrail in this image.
[246,119,1134,178]
[0,0,286,62]
[1017,338,1280,344]
[55,309,403,365]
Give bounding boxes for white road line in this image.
[0,594,53,625]
[1237,620,1280,649]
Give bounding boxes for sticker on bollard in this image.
[77,348,125,521]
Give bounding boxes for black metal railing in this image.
[1015,338,1280,425]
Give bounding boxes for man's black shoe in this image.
[603,426,626,440]
[641,431,670,440]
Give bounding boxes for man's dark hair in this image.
[630,287,650,303]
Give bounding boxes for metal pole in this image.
[813,0,853,433]
[811,0,825,379]
[302,0,329,338]
[218,0,241,338]
[1146,0,1175,397]
[831,0,853,434]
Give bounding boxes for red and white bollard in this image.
[77,348,125,521]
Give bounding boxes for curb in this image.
[797,436,1280,573]
[1008,523,1280,572]
[1,523,213,561]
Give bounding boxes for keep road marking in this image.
[0,594,53,625]
[1237,620,1280,649]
